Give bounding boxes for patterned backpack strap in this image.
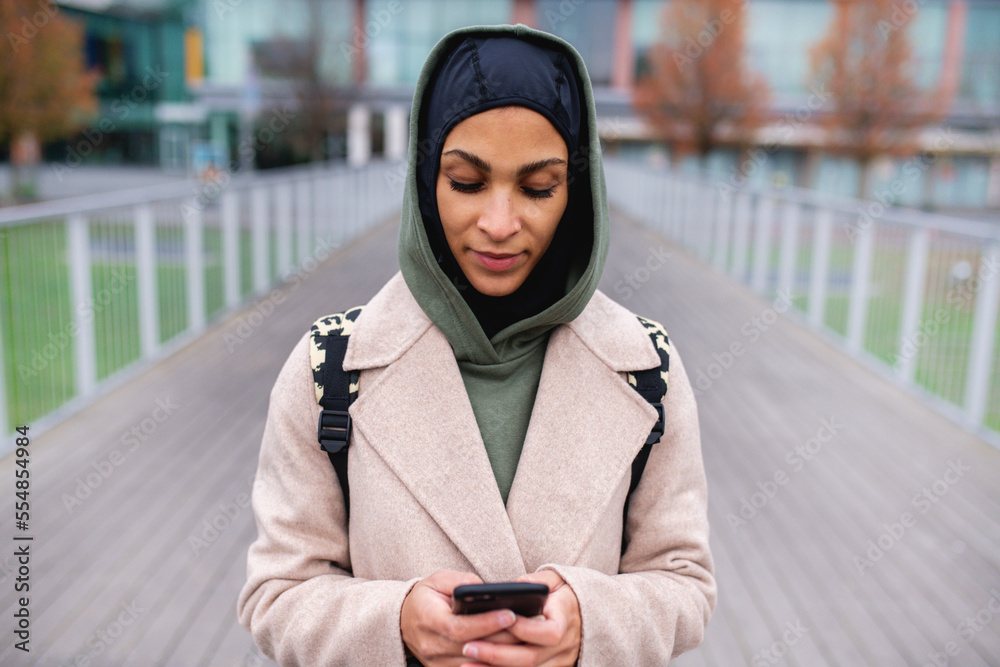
[309,305,364,518]
[626,315,670,447]
[621,315,670,554]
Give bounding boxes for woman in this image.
[238,24,715,666]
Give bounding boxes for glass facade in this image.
[908,1,948,92]
[537,0,617,86]
[204,0,354,86]
[962,1,1000,107]
[745,0,834,100]
[59,6,189,165]
[366,0,512,86]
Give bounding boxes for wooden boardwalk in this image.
[2,210,999,666]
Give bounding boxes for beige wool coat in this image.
[237,273,716,665]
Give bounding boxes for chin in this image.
[469,274,523,297]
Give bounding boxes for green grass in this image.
[205,227,225,318]
[0,220,273,430]
[1,221,74,426]
[727,228,1000,427]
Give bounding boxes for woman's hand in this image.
[401,570,520,666]
[458,570,581,667]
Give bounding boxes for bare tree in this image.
[254,0,341,163]
[633,0,768,162]
[809,0,941,198]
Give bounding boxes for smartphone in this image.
[451,582,549,617]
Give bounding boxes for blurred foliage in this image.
[809,0,944,197]
[0,1,98,201]
[0,1,98,145]
[632,0,769,160]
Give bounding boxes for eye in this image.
[449,179,483,194]
[522,186,555,199]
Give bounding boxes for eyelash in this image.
[448,180,555,200]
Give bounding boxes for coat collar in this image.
[344,272,660,373]
[344,272,662,577]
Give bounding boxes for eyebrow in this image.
[442,149,567,178]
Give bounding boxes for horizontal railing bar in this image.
[0,160,393,227]
[636,165,1000,242]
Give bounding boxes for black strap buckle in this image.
[318,409,352,454]
[645,403,664,445]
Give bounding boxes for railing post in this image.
[276,182,293,279]
[730,191,751,284]
[345,166,356,242]
[68,213,96,397]
[332,165,345,242]
[671,172,684,241]
[296,176,312,268]
[808,208,833,328]
[751,194,775,295]
[658,169,670,236]
[221,190,240,307]
[778,200,800,303]
[185,199,206,334]
[965,244,1000,425]
[360,165,372,239]
[896,227,930,382]
[713,191,731,273]
[698,181,715,260]
[314,166,327,250]
[135,204,159,356]
[252,186,269,295]
[645,168,656,227]
[847,224,875,352]
[683,176,696,250]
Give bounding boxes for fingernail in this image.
[499,610,516,626]
[463,643,478,659]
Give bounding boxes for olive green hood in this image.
[398,23,610,365]
[396,24,610,503]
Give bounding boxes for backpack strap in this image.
[308,306,670,542]
[310,306,365,518]
[622,315,670,552]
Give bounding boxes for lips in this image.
[472,250,522,272]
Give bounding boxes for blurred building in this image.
[54,0,1000,210]
[56,0,193,166]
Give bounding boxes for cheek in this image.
[436,184,471,245]
[539,192,569,243]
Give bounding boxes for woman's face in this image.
[436,106,569,297]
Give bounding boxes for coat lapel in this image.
[343,277,662,578]
[344,274,525,580]
[506,293,662,571]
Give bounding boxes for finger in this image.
[506,613,566,647]
[440,609,518,644]
[462,639,541,666]
[481,629,521,644]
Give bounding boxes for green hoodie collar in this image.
[397,24,610,365]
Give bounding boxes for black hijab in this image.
[415,33,593,339]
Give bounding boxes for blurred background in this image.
[1,0,997,208]
[1,1,1000,665]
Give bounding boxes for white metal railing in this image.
[0,160,403,450]
[605,157,1000,443]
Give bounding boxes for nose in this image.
[477,191,520,242]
